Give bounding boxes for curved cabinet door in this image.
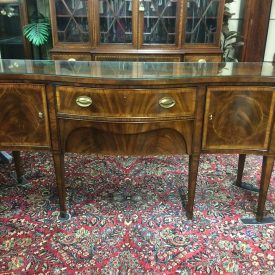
[60,119,193,156]
[0,83,50,148]
[202,86,275,150]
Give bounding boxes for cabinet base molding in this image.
[240,217,275,225]
[234,181,260,193]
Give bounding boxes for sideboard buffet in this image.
[0,60,274,222]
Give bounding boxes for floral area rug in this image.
[0,152,274,274]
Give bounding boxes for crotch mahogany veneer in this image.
[0,60,274,221]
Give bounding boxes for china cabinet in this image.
[49,0,225,61]
[0,0,31,59]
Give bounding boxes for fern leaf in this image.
[23,22,50,46]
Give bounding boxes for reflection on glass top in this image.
[0,59,274,79]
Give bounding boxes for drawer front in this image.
[61,119,193,155]
[184,54,222,62]
[94,54,182,62]
[56,87,196,118]
[51,53,91,61]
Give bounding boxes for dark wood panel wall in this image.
[241,0,273,62]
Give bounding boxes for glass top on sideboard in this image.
[0,59,274,79]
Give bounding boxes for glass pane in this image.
[143,0,177,44]
[0,2,25,58]
[1,60,275,80]
[223,0,246,61]
[185,0,220,44]
[55,0,89,43]
[99,0,132,44]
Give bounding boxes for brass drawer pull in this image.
[76,96,93,107]
[198,58,207,63]
[159,97,176,109]
[68,58,76,62]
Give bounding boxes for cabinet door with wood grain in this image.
[202,86,275,150]
[0,83,50,148]
[60,119,193,156]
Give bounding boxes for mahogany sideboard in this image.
[0,60,274,222]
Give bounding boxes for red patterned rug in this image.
[0,153,274,274]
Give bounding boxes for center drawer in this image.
[56,86,196,118]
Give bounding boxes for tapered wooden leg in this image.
[256,156,274,222]
[52,152,67,219]
[12,151,24,183]
[236,154,246,187]
[186,154,200,220]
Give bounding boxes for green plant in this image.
[23,20,50,46]
[221,0,244,61]
[23,12,51,47]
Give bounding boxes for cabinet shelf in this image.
[186,16,218,19]
[143,16,177,19]
[0,36,22,45]
[0,0,30,58]
[100,16,132,18]
[57,15,88,18]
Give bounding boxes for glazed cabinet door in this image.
[0,83,50,148]
[50,0,91,47]
[94,0,182,49]
[95,0,136,46]
[138,0,181,48]
[202,86,275,150]
[183,0,224,46]
[0,0,31,58]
